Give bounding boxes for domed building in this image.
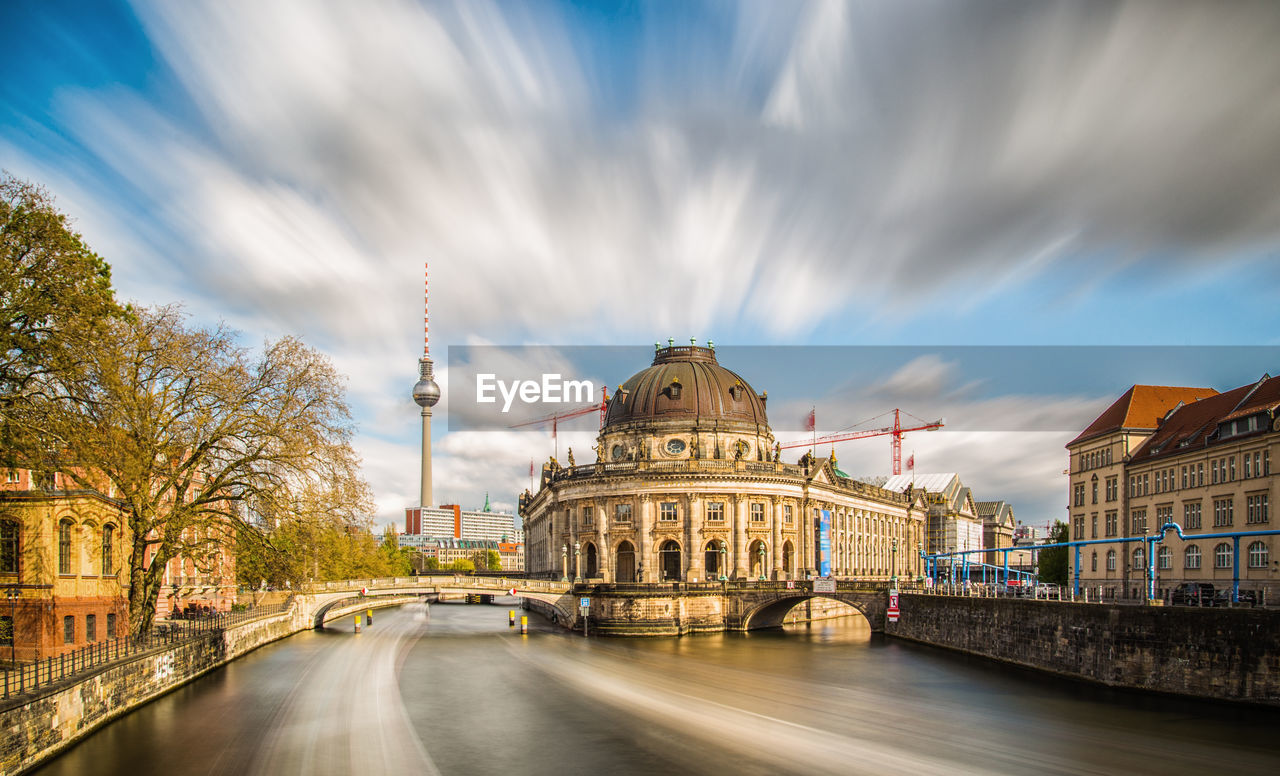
[520,343,926,583]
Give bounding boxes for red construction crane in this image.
[780,408,944,475]
[508,386,610,457]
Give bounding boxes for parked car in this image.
[1170,582,1215,606]
[1214,588,1258,606]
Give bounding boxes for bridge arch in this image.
[733,589,888,632]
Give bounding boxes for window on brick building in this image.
[0,616,11,646]
[107,613,117,639]
[1106,550,1116,571]
[86,614,97,643]
[1247,495,1268,524]
[58,519,73,575]
[63,615,75,644]
[1184,501,1202,530]
[0,521,18,575]
[102,525,115,575]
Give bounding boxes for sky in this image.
[3,0,1280,532]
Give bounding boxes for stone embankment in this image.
[0,596,416,776]
[885,593,1280,705]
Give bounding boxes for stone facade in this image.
[520,344,927,585]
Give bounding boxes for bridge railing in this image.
[0,601,292,704]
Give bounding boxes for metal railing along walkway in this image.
[0,601,291,703]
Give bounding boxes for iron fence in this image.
[0,600,292,703]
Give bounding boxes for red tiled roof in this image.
[1129,374,1278,463]
[1068,385,1218,447]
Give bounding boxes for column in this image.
[639,494,653,583]
[596,501,608,583]
[734,495,748,578]
[772,498,784,580]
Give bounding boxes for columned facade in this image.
[520,345,925,582]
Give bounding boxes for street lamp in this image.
[574,542,581,583]
[561,544,568,582]
[758,543,766,581]
[891,538,898,587]
[718,540,728,582]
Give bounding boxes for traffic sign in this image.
[579,597,590,608]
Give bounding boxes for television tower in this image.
[411,262,441,507]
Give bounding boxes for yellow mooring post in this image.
[520,615,528,635]
[354,615,362,633]
[509,610,516,627]
[366,608,373,626]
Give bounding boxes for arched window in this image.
[1133,547,1145,571]
[1090,551,1097,572]
[0,520,18,574]
[659,540,681,581]
[704,541,724,580]
[1214,542,1232,569]
[782,540,794,575]
[1185,544,1201,570]
[748,539,767,579]
[1247,541,1269,569]
[615,540,636,583]
[102,525,115,576]
[1106,550,1116,571]
[58,519,74,575]
[1157,546,1172,570]
[584,542,598,578]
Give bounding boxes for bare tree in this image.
[19,306,370,637]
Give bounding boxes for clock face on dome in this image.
[665,438,686,455]
[612,445,625,461]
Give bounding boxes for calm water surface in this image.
[32,601,1280,776]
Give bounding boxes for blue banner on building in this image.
[817,509,832,577]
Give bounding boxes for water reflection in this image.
[31,602,1280,776]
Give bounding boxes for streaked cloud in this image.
[4,0,1279,524]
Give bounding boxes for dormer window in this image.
[666,377,682,400]
[729,381,744,401]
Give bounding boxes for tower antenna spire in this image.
[412,261,441,507]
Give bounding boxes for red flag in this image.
[907,454,915,471]
[529,459,534,477]
[805,408,816,432]
[552,416,557,440]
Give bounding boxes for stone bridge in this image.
[571,581,894,636]
[288,576,891,636]
[293,576,575,629]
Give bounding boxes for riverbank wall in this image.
[0,596,417,776]
[884,593,1280,705]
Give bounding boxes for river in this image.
[31,601,1280,775]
